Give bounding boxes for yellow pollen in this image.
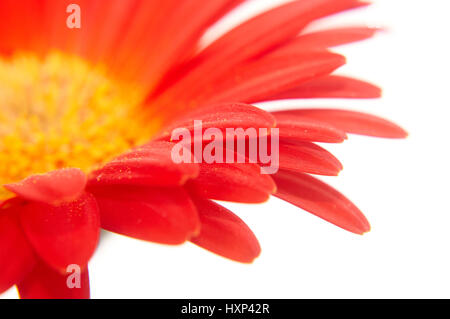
[0,51,159,200]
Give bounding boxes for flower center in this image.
[0,51,159,200]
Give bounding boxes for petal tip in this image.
[4,168,87,205]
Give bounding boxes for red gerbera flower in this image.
[0,0,406,299]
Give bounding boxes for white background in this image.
[3,0,450,298]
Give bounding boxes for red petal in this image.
[273,109,408,138]
[155,0,366,99]
[222,136,343,176]
[197,0,367,64]
[19,192,100,273]
[186,162,276,204]
[17,260,90,299]
[4,168,87,205]
[156,103,276,141]
[143,0,245,93]
[199,52,346,105]
[273,170,370,234]
[279,141,343,176]
[190,197,261,263]
[265,75,381,100]
[0,201,36,294]
[101,0,244,91]
[271,27,379,56]
[92,186,200,245]
[88,142,199,187]
[274,112,347,143]
[300,26,378,47]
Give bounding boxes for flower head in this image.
[0,0,406,299]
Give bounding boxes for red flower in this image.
[0,0,406,298]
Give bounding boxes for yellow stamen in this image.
[0,51,160,200]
